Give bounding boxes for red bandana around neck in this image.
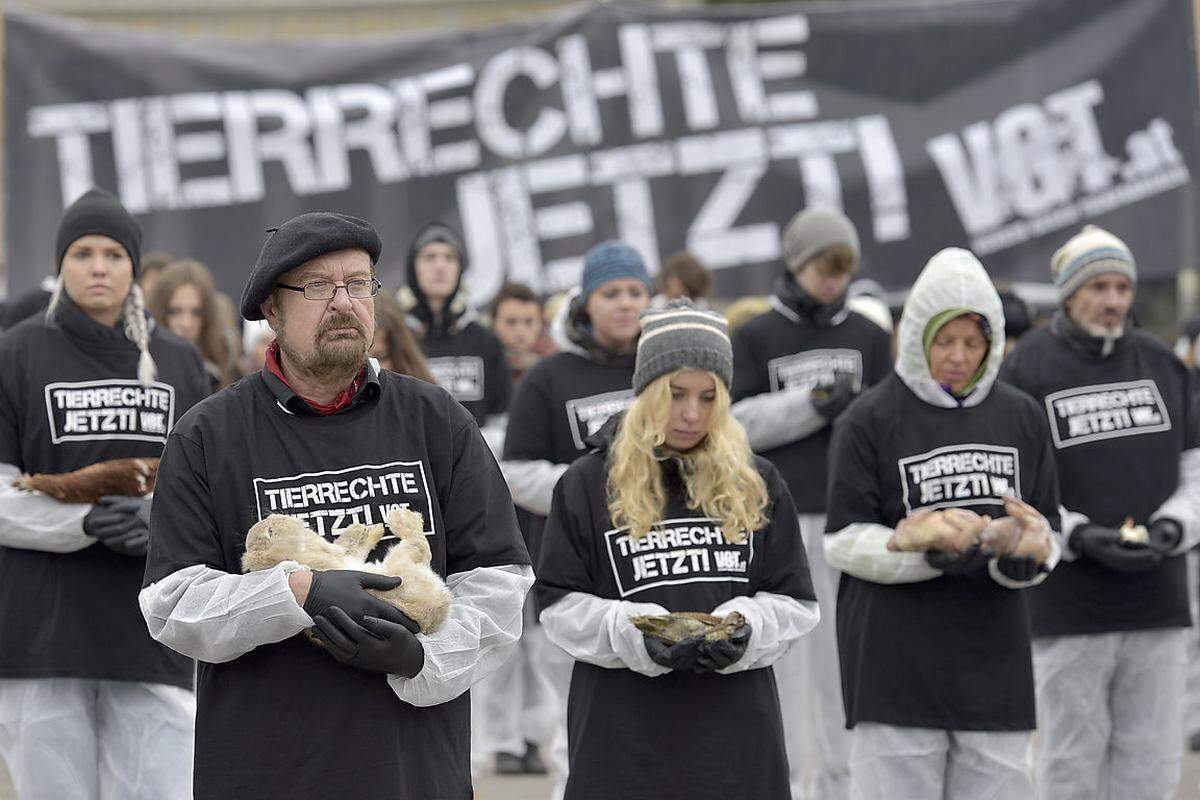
[265,341,366,416]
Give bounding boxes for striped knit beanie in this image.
[1051,225,1136,303]
[633,300,732,395]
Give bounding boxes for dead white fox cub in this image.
[242,507,452,635]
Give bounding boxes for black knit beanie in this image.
[55,188,142,275]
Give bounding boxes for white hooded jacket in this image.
[824,248,1061,587]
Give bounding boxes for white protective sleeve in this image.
[480,414,507,458]
[731,390,828,453]
[709,592,820,674]
[538,592,672,678]
[390,564,535,707]
[1152,448,1200,556]
[139,562,314,663]
[987,536,1063,590]
[1055,506,1090,562]
[0,463,95,553]
[824,522,942,584]
[500,460,570,517]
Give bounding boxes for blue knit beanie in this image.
[579,241,652,305]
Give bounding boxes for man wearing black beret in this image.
[139,212,533,798]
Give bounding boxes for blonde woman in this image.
[536,300,819,800]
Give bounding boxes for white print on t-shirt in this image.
[44,379,176,444]
[898,444,1022,514]
[1044,379,1171,449]
[604,517,752,597]
[427,356,485,402]
[768,349,863,394]
[253,460,437,541]
[565,389,636,450]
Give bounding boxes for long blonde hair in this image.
[607,370,769,542]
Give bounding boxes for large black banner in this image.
[5,0,1198,305]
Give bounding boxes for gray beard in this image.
[1079,319,1125,357]
[1079,319,1125,340]
[284,334,368,383]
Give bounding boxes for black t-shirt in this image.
[503,350,637,563]
[143,367,529,800]
[732,308,892,512]
[1000,325,1199,636]
[418,319,510,427]
[0,301,209,688]
[536,451,813,800]
[825,374,1060,731]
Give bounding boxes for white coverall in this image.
[0,466,194,800]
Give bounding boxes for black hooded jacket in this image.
[400,222,510,426]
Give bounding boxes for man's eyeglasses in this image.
[276,278,382,301]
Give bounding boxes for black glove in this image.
[925,543,993,574]
[312,607,425,677]
[1070,524,1163,573]
[810,373,858,420]
[83,496,151,557]
[302,570,411,628]
[997,555,1040,582]
[695,623,752,673]
[644,634,704,671]
[1148,518,1183,555]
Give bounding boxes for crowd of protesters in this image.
[0,186,1198,800]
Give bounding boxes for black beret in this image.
[240,212,382,321]
[55,188,142,276]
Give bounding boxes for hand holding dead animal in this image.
[888,507,991,554]
[242,507,452,637]
[631,611,751,673]
[981,496,1053,565]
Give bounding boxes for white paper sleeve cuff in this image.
[540,592,672,677]
[389,564,534,707]
[824,522,942,584]
[708,592,820,674]
[500,460,569,516]
[139,562,314,663]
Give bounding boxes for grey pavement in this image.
[2,749,1199,798]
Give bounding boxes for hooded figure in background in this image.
[0,188,211,799]
[1000,225,1200,800]
[730,207,893,800]
[399,221,511,450]
[824,248,1061,800]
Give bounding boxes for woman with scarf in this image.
[535,300,819,800]
[823,247,1062,799]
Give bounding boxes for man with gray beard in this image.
[1001,225,1200,800]
[139,212,532,799]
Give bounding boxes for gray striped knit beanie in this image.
[1051,225,1136,303]
[633,300,733,395]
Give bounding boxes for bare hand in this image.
[288,570,313,607]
